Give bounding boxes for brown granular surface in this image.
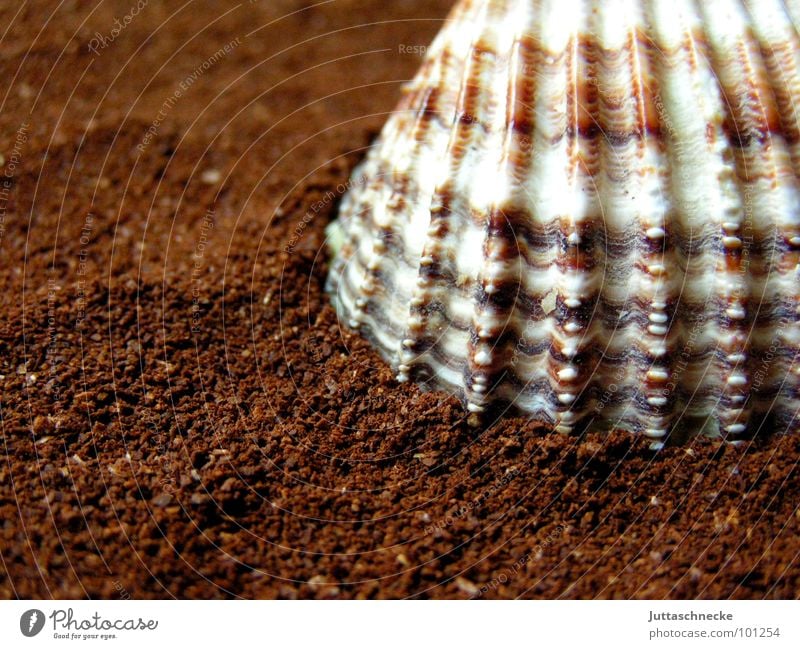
[1,0,798,600]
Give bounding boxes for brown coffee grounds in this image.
[0,0,798,600]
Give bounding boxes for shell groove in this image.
[326,0,800,442]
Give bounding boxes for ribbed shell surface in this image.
[326,0,800,442]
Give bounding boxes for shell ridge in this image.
[397,0,496,389]
[591,0,662,437]
[546,0,593,433]
[360,88,447,362]
[465,0,537,416]
[701,0,799,437]
[641,0,725,439]
[626,2,678,439]
[680,0,752,438]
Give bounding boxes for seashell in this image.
[326,0,800,443]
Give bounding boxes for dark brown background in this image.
[0,0,797,599]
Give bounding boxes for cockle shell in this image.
[326,0,800,443]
